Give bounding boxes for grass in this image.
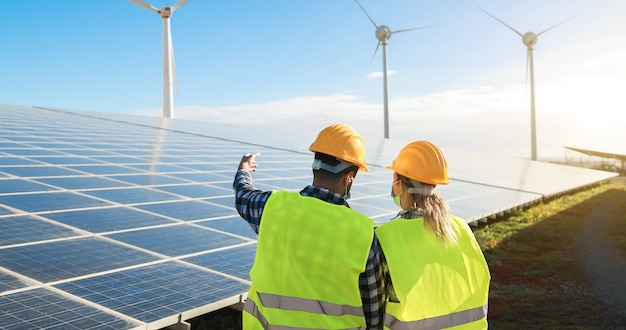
[186,180,626,329]
[475,180,626,329]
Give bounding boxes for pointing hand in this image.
[238,152,260,172]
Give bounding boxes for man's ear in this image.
[344,171,355,184]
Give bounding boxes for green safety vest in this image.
[243,191,374,329]
[375,216,490,330]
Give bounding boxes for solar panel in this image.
[0,104,617,328]
[182,244,257,281]
[0,191,111,213]
[132,200,236,221]
[197,217,259,240]
[0,215,81,246]
[0,179,54,194]
[0,288,142,329]
[82,187,181,204]
[43,207,177,233]
[54,261,250,324]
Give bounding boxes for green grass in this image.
[475,181,626,329]
[184,180,626,329]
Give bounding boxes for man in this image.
[233,123,385,329]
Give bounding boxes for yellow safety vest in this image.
[375,216,490,330]
[243,191,374,329]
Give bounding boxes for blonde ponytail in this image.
[411,194,458,245]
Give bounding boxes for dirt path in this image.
[577,186,626,316]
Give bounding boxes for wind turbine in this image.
[129,0,189,119]
[479,8,573,161]
[355,0,432,139]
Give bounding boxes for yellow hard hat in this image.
[385,140,449,185]
[309,124,369,172]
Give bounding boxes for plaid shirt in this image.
[233,169,385,329]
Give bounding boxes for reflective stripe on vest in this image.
[384,304,488,330]
[244,297,367,330]
[257,292,365,317]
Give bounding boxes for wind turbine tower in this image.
[479,8,572,161]
[355,0,431,139]
[129,0,189,119]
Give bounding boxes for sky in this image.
[2,0,626,161]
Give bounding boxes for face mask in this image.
[393,190,403,208]
[391,179,403,208]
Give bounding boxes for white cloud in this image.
[131,74,626,159]
[585,50,626,69]
[131,94,381,137]
[366,70,397,80]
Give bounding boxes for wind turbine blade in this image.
[172,0,189,11]
[128,0,159,13]
[478,7,523,37]
[391,24,439,34]
[368,42,381,73]
[355,0,378,28]
[537,15,577,36]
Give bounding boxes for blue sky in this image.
[3,0,625,160]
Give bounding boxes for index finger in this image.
[249,152,261,160]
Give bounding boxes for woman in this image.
[376,140,491,329]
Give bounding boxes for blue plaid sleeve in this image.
[360,234,386,329]
[233,170,272,234]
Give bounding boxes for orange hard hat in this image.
[385,140,449,185]
[309,124,369,172]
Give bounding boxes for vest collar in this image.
[393,209,424,220]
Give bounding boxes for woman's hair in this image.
[399,175,458,245]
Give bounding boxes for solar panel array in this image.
[0,104,617,329]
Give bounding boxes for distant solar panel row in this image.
[0,104,616,329]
